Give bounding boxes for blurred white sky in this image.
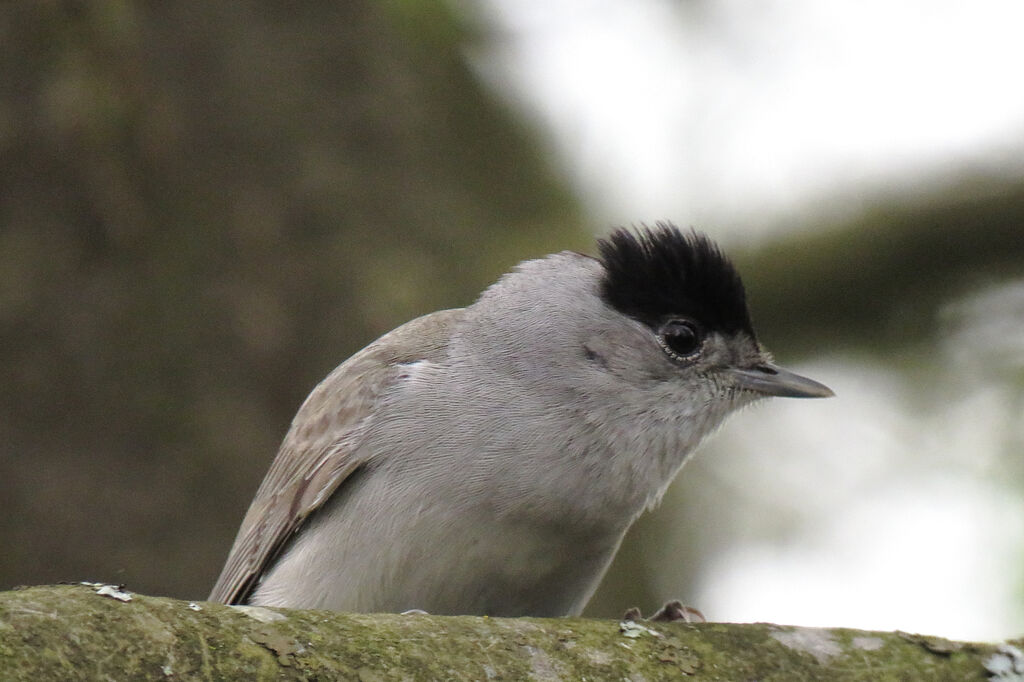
[470,0,1024,238]
[465,0,1024,640]
[689,358,1024,640]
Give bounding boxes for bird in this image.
[208,223,832,617]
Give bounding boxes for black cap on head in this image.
[597,223,755,337]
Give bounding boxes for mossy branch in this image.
[0,584,1014,680]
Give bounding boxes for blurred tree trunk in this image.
[0,0,584,600]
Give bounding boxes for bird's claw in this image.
[622,600,705,623]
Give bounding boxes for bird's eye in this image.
[657,319,703,361]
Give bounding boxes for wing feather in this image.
[208,308,461,604]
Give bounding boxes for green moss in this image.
[0,585,1011,680]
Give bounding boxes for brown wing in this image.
[208,308,462,604]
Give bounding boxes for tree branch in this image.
[0,584,1011,680]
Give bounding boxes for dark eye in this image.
[657,319,703,361]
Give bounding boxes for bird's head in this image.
[594,223,833,405]
[464,222,831,447]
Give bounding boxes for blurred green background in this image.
[2,1,1022,640]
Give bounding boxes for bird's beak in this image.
[726,363,834,398]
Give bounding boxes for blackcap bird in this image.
[209,223,832,616]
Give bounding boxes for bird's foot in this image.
[622,600,705,623]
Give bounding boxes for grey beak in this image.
[726,363,834,398]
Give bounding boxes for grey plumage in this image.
[209,224,831,616]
